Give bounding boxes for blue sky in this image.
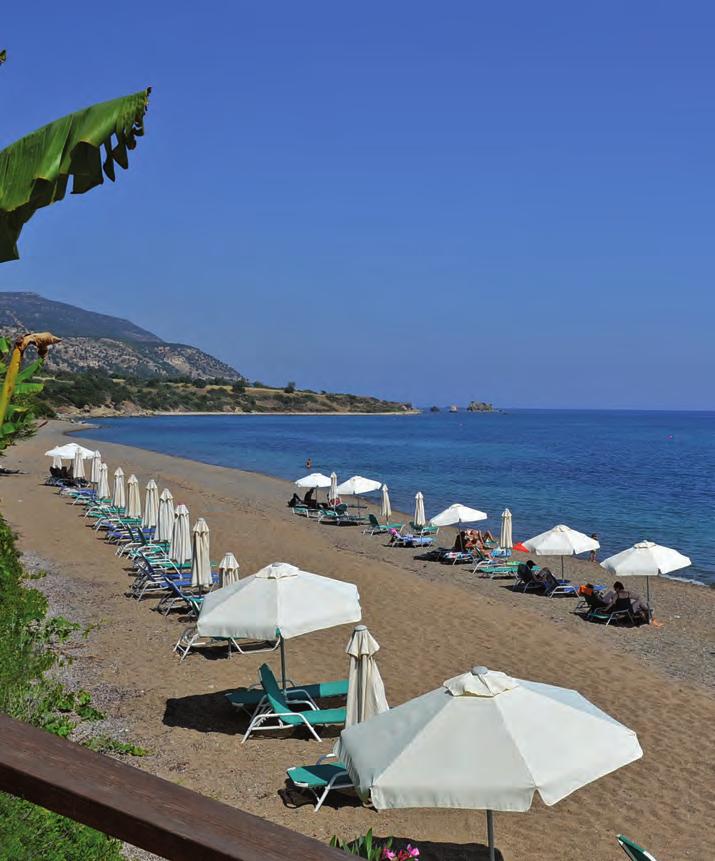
[1,2,713,409]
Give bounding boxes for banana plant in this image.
[0,332,61,447]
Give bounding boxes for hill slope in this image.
[0,292,241,381]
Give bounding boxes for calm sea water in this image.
[78,410,715,586]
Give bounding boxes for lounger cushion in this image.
[287,763,349,788]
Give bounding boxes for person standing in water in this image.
[589,534,598,563]
[305,457,312,470]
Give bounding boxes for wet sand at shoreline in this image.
[2,423,713,860]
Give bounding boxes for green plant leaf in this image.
[17,357,44,382]
[14,382,44,395]
[0,336,10,355]
[1,421,17,435]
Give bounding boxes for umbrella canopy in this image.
[142,479,159,529]
[329,472,338,504]
[45,442,95,460]
[112,467,126,509]
[430,503,487,528]
[499,509,513,551]
[336,476,382,496]
[97,463,110,500]
[413,492,426,528]
[523,524,600,577]
[72,448,85,480]
[345,625,389,727]
[295,472,332,488]
[381,485,392,522]
[169,504,191,564]
[197,561,361,686]
[218,552,240,587]
[90,451,102,484]
[156,488,175,542]
[190,518,212,589]
[126,475,141,519]
[337,665,642,860]
[600,540,691,609]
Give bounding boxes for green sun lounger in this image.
[617,835,658,861]
[226,673,348,712]
[241,664,347,742]
[287,754,353,811]
[363,514,404,535]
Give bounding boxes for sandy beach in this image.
[2,422,713,860]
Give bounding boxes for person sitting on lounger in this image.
[602,582,649,623]
[288,492,303,508]
[517,559,537,581]
[452,531,469,551]
[303,488,317,508]
[478,529,496,543]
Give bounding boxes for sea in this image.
[77,409,715,587]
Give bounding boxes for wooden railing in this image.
[0,714,347,860]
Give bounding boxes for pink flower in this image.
[406,846,420,858]
[381,850,397,861]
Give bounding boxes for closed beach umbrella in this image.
[197,561,361,688]
[600,540,691,611]
[295,472,332,488]
[337,665,642,861]
[142,479,159,529]
[218,552,240,587]
[156,488,175,542]
[72,448,85,480]
[90,451,102,484]
[523,524,600,578]
[190,518,212,590]
[381,485,392,523]
[51,455,62,469]
[126,475,141,519]
[329,471,338,505]
[112,467,126,510]
[413,492,426,528]
[345,625,389,727]
[170,504,191,564]
[97,463,110,500]
[499,509,513,551]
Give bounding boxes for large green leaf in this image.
[17,357,43,382]
[13,382,43,395]
[0,88,150,262]
[0,337,10,355]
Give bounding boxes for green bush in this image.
[0,517,123,859]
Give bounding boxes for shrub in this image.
[284,381,296,394]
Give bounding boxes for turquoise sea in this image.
[78,410,715,586]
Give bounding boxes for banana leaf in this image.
[0,88,150,262]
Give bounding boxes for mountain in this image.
[0,292,242,381]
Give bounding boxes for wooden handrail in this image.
[0,714,347,860]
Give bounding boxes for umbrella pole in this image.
[487,810,495,861]
[279,636,287,690]
[646,576,651,617]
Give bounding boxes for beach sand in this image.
[2,422,713,860]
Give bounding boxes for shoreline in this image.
[2,423,712,860]
[57,409,422,420]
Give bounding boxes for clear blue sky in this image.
[1,2,713,409]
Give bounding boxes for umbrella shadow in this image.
[389,837,504,861]
[278,781,363,812]
[163,690,344,742]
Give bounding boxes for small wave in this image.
[662,573,711,588]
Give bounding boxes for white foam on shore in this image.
[662,573,710,587]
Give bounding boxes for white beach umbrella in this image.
[72,448,85,480]
[413,492,426,528]
[45,442,95,461]
[337,665,642,861]
[90,451,102,484]
[197,561,361,687]
[142,479,159,529]
[499,509,513,551]
[336,475,382,516]
[381,485,392,523]
[190,518,212,590]
[112,467,126,510]
[345,625,389,728]
[126,475,141,519]
[51,455,63,469]
[431,503,487,528]
[218,552,240,587]
[523,524,600,578]
[156,488,175,542]
[329,471,338,504]
[170,504,191,564]
[97,463,110,500]
[600,540,691,610]
[295,472,332,488]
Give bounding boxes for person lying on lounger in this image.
[602,581,650,623]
